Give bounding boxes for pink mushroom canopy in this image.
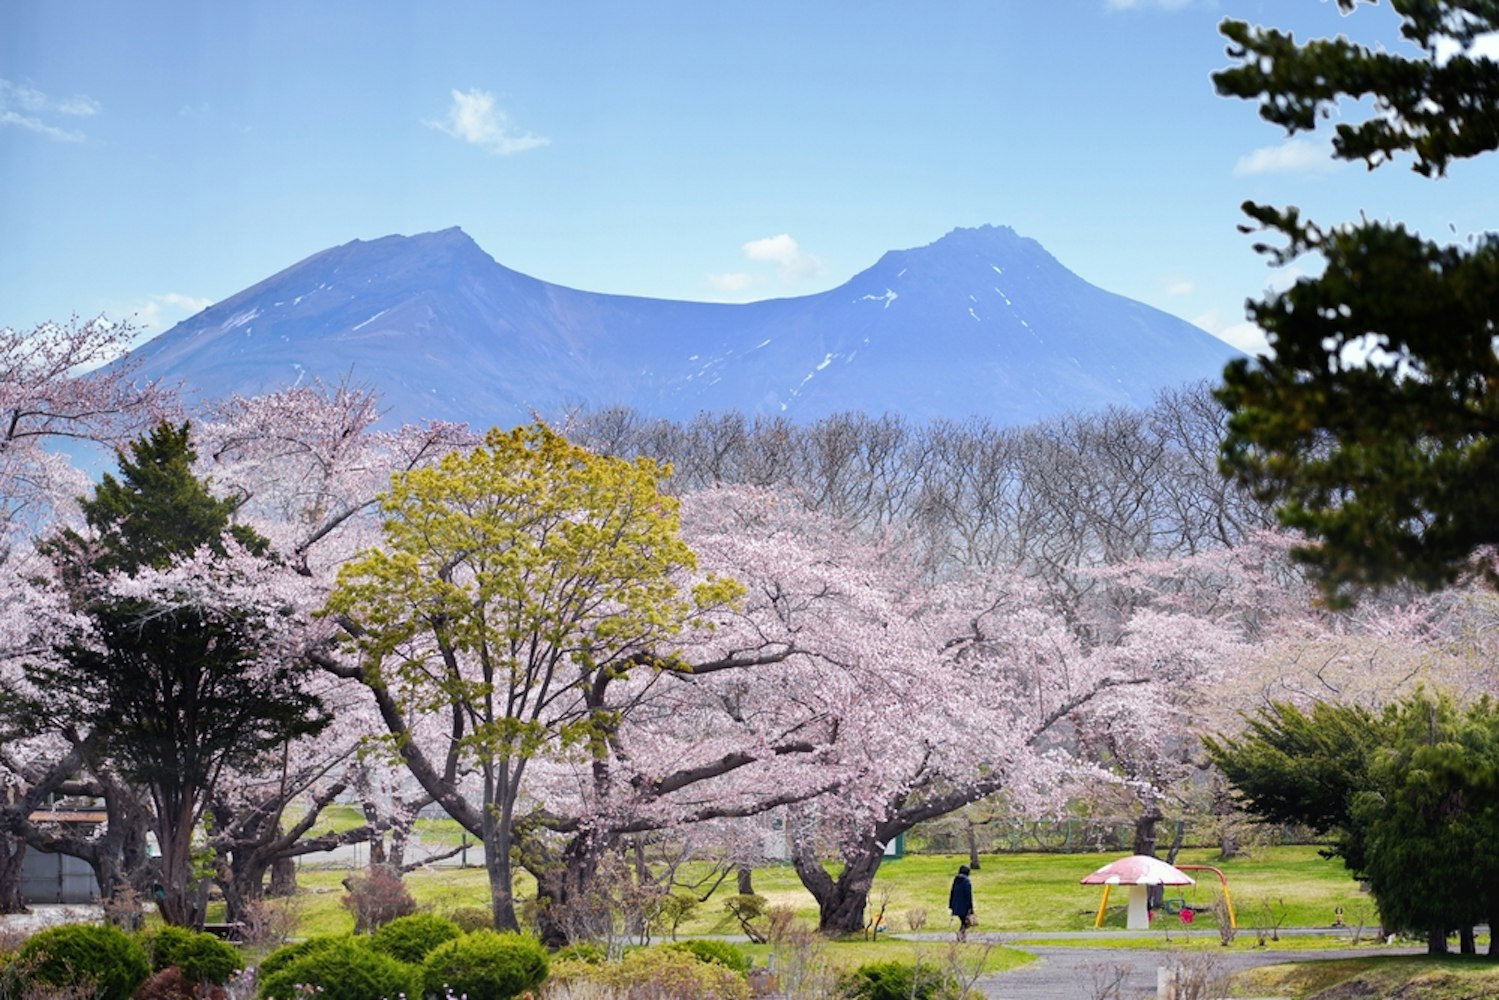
[1080,855,1196,886]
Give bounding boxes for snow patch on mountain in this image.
[352,309,388,331]
[220,308,260,331]
[120,224,1244,429]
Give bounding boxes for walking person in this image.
[949,863,974,941]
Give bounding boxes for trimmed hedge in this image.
[140,925,244,983]
[15,923,152,1000]
[838,959,959,1000]
[419,930,549,1000]
[370,912,463,964]
[257,934,351,980]
[257,937,418,1000]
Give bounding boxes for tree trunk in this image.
[1212,776,1240,859]
[1164,821,1185,865]
[1133,809,1164,911]
[1460,925,1476,955]
[530,832,608,948]
[1428,925,1449,955]
[362,798,387,867]
[790,832,884,936]
[483,831,519,933]
[736,864,754,895]
[1218,827,1240,860]
[0,835,26,913]
[966,823,981,871]
[1131,810,1160,857]
[269,856,297,897]
[217,849,276,926]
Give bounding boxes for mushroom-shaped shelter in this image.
[1081,855,1195,930]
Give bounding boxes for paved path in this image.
[967,933,1426,1000]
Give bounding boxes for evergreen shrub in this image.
[419,930,549,1000]
[256,934,350,980]
[140,925,243,983]
[15,922,152,1000]
[370,911,463,964]
[838,959,959,1000]
[256,936,417,1000]
[445,905,494,933]
[666,937,750,972]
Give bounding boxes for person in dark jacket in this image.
[948,864,974,940]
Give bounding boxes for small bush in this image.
[666,938,750,973]
[419,930,549,1000]
[573,948,750,1000]
[446,905,495,933]
[256,936,417,1000]
[370,912,463,964]
[256,934,351,981]
[653,893,698,939]
[15,922,152,1000]
[552,942,607,965]
[139,926,243,984]
[340,865,416,933]
[838,959,958,1000]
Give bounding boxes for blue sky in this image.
[4,1,1497,358]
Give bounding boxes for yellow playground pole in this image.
[1177,864,1237,929]
[1093,885,1113,928]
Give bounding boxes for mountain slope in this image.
[124,225,1240,427]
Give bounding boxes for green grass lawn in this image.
[286,842,1370,941]
[277,844,1499,996]
[1236,955,1499,1000]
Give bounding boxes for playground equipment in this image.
[1081,855,1191,930]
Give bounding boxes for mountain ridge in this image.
[123,225,1241,428]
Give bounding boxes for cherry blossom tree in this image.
[0,316,175,562]
[0,315,174,912]
[323,423,757,933]
[1,378,469,922]
[499,484,1237,937]
[190,382,475,919]
[12,424,331,926]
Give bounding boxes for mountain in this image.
[123,225,1240,428]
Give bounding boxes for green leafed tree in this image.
[323,423,740,933]
[1213,1,1499,604]
[22,422,328,926]
[1208,692,1499,955]
[1351,692,1499,955]
[1204,700,1389,874]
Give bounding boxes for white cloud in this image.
[1233,137,1342,176]
[707,272,755,292]
[1434,32,1499,63]
[742,234,824,282]
[1165,278,1194,297]
[1208,320,1271,357]
[0,79,100,142]
[1104,0,1195,9]
[118,293,214,341]
[428,88,549,156]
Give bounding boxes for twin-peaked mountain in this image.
[124,225,1241,428]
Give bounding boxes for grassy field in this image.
[287,843,1372,940]
[268,845,1499,996]
[1238,955,1499,999]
